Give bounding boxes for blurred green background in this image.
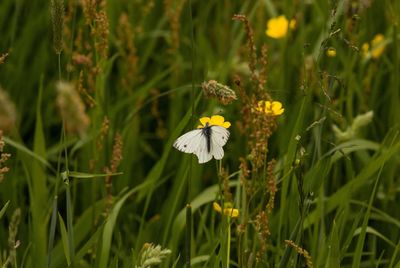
[0,0,399,267]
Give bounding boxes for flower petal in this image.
[222,121,231,128]
[199,117,210,127]
[266,15,289,39]
[265,101,272,111]
[223,208,239,218]
[213,202,222,213]
[289,19,296,29]
[272,101,284,115]
[275,108,284,115]
[210,115,225,126]
[272,101,282,110]
[371,34,385,59]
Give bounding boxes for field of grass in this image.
[1,0,400,267]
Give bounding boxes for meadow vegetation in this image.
[0,0,400,267]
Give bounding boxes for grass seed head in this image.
[284,240,313,268]
[266,159,277,213]
[164,0,185,53]
[94,10,109,60]
[254,210,271,262]
[202,80,237,105]
[233,15,259,89]
[1,208,21,266]
[136,243,171,268]
[56,81,90,136]
[0,52,9,64]
[0,130,11,183]
[117,13,140,90]
[50,0,64,54]
[0,88,17,133]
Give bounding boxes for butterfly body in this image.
[173,124,230,164]
[202,122,212,153]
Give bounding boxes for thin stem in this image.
[186,0,196,267]
[226,219,231,268]
[57,52,62,80]
[185,204,192,268]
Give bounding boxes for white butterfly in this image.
[173,123,230,163]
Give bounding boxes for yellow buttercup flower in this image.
[361,43,369,57]
[266,15,296,39]
[370,34,385,59]
[213,202,239,218]
[326,47,337,57]
[197,115,231,129]
[361,34,386,59]
[256,100,284,116]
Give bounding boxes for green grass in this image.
[0,0,400,267]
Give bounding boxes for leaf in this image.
[325,220,340,268]
[67,171,123,179]
[172,181,238,241]
[353,226,397,248]
[0,200,10,220]
[98,180,153,268]
[304,156,331,193]
[58,213,71,266]
[304,139,400,228]
[3,137,53,171]
[30,75,48,268]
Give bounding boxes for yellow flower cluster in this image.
[362,34,386,59]
[213,202,239,218]
[256,100,284,116]
[326,47,337,57]
[197,115,231,129]
[265,15,296,39]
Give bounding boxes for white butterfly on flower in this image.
[173,115,231,164]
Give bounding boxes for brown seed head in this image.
[94,10,109,60]
[266,159,277,213]
[254,210,271,261]
[164,0,185,53]
[0,88,17,133]
[56,81,90,136]
[0,52,9,64]
[51,0,64,54]
[0,130,11,183]
[117,13,140,90]
[284,240,313,268]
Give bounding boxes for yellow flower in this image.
[266,15,296,39]
[361,43,369,57]
[361,34,386,59]
[213,202,239,218]
[326,47,336,57]
[256,100,284,116]
[370,34,385,59]
[197,115,231,129]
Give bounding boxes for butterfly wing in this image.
[174,129,212,163]
[173,129,203,153]
[210,126,230,160]
[211,126,230,146]
[174,126,230,164]
[194,137,213,164]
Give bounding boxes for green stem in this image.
[185,204,192,268]
[186,0,195,265]
[226,219,231,268]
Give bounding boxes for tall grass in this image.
[0,0,399,267]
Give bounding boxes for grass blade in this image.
[58,213,71,266]
[0,200,10,220]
